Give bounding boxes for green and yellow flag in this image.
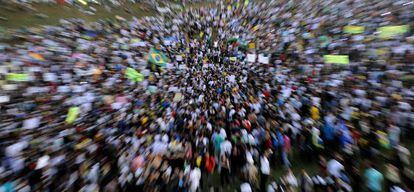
[148,48,168,67]
[125,67,144,82]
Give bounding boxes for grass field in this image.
[0,3,147,29]
[0,1,212,30]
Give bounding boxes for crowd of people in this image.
[1,0,414,191]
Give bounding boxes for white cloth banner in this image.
[247,54,256,62]
[43,73,57,82]
[23,117,41,130]
[258,54,270,64]
[0,95,10,103]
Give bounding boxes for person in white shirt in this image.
[188,164,201,192]
[240,182,252,192]
[220,139,232,156]
[260,151,271,192]
[327,154,344,178]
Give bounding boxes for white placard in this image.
[43,73,57,82]
[176,55,183,61]
[0,95,10,103]
[111,102,123,110]
[247,54,256,62]
[228,75,236,83]
[2,84,17,91]
[165,63,174,69]
[178,65,187,70]
[0,66,8,74]
[131,42,146,47]
[28,67,42,72]
[157,7,170,13]
[23,117,41,130]
[163,39,172,46]
[26,87,49,94]
[61,73,72,83]
[57,86,70,93]
[168,86,179,92]
[258,54,270,64]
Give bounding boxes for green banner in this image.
[125,67,144,82]
[323,55,349,64]
[343,26,365,34]
[66,107,79,124]
[6,73,29,82]
[378,25,409,39]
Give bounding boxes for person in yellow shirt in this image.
[310,105,320,121]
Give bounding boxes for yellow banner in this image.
[343,26,365,34]
[323,55,349,64]
[378,25,409,39]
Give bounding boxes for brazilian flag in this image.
[148,48,168,67]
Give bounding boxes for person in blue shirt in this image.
[0,180,15,192]
[364,163,384,192]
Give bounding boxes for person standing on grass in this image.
[364,162,384,192]
[260,150,270,192]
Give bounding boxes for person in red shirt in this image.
[203,152,215,190]
[205,152,215,174]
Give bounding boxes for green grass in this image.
[0,1,214,30]
[0,3,154,29]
